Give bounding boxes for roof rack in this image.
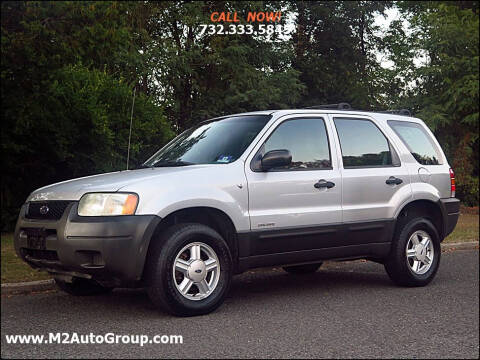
[377,109,412,116]
[304,103,352,110]
[302,103,412,116]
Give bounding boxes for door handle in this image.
[314,180,335,189]
[386,176,403,185]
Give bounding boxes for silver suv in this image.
[14,105,460,316]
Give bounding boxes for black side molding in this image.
[236,219,395,271]
[237,243,391,272]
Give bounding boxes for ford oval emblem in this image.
[39,205,49,215]
[195,269,202,274]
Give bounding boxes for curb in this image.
[1,279,55,295]
[1,242,478,295]
[441,241,479,251]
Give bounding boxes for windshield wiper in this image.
[152,160,196,167]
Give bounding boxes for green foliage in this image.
[145,1,305,130]
[48,65,173,173]
[384,1,479,205]
[457,175,479,207]
[290,1,392,109]
[1,2,172,230]
[1,62,172,229]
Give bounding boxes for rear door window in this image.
[334,118,394,168]
[388,120,443,165]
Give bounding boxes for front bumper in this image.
[438,198,461,239]
[14,202,161,286]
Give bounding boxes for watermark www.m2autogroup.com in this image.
[4,332,183,347]
[198,10,291,36]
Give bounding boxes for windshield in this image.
[143,115,271,167]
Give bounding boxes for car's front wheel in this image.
[146,223,232,316]
[385,217,441,287]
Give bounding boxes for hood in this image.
[27,166,213,202]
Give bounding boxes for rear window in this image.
[388,120,443,165]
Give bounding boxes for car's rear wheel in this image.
[146,223,232,316]
[283,262,323,274]
[54,277,113,296]
[385,217,441,286]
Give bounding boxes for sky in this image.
[373,6,400,69]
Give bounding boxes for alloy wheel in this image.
[172,242,220,301]
[406,230,434,275]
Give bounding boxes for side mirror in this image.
[261,150,292,171]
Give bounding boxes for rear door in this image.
[244,114,342,255]
[330,114,412,243]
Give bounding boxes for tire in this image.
[283,262,323,274]
[146,223,232,317]
[384,217,441,287]
[54,277,113,296]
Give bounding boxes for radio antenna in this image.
[126,87,136,170]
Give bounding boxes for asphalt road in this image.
[1,249,478,359]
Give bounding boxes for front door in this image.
[245,115,342,256]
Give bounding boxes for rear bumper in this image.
[438,198,460,239]
[14,202,161,286]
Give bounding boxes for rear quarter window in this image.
[388,120,443,165]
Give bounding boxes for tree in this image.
[383,1,479,205]
[144,1,304,131]
[290,1,392,109]
[2,0,478,231]
[1,1,172,230]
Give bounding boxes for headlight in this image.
[78,193,138,216]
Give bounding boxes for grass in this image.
[1,213,478,284]
[1,233,51,283]
[444,213,479,243]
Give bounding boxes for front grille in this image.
[21,248,59,261]
[26,201,73,220]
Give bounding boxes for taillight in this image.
[449,168,456,197]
